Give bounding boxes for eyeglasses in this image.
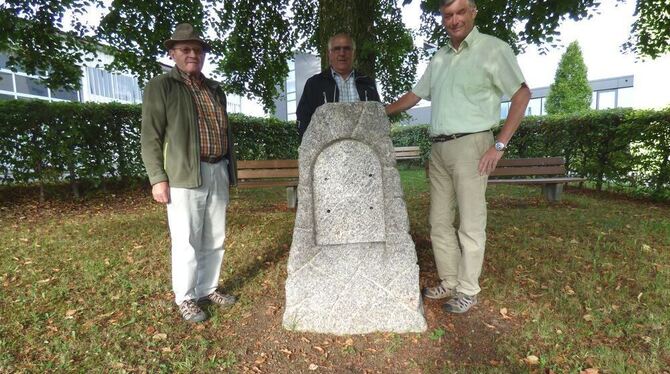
[330,46,353,53]
[172,47,205,55]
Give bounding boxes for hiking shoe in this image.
[179,300,207,322]
[422,284,455,300]
[442,292,478,314]
[205,290,236,307]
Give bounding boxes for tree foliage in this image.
[0,0,668,111]
[624,0,670,58]
[0,0,99,90]
[545,41,592,115]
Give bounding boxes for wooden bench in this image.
[427,157,585,202]
[235,160,299,208]
[394,146,421,161]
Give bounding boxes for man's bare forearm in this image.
[496,83,531,144]
[385,92,422,116]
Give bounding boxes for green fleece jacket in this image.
[141,67,237,188]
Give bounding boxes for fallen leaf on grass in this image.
[152,333,167,341]
[580,369,599,374]
[583,314,593,322]
[641,244,651,252]
[308,363,318,370]
[301,337,311,343]
[313,346,324,353]
[37,277,55,284]
[523,355,539,365]
[279,348,292,356]
[343,338,354,347]
[161,347,172,353]
[499,308,512,319]
[65,309,77,317]
[483,322,496,329]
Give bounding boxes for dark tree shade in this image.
[0,0,667,111]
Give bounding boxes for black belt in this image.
[430,129,490,143]
[200,154,224,163]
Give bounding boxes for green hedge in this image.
[0,100,299,198]
[1,100,669,200]
[390,107,670,199]
[0,101,143,197]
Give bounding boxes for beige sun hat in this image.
[164,23,211,51]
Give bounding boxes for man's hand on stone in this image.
[152,181,170,204]
[478,147,504,175]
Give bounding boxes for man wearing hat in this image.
[141,23,237,322]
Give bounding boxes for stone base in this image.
[283,242,426,335]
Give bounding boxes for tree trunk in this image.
[317,0,377,77]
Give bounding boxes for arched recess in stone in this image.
[312,139,385,246]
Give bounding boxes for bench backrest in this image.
[394,146,421,160]
[491,157,566,177]
[237,160,299,180]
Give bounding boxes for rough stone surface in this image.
[283,102,427,335]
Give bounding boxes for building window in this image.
[286,59,297,121]
[617,87,634,108]
[526,97,544,116]
[14,75,48,97]
[0,53,9,69]
[87,66,141,103]
[0,72,13,91]
[500,101,510,119]
[226,94,242,113]
[52,87,80,101]
[597,90,616,109]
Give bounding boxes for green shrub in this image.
[1,100,668,200]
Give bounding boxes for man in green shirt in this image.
[386,0,530,313]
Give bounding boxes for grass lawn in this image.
[1,168,668,373]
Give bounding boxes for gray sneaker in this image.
[442,292,478,313]
[204,290,236,307]
[179,300,207,322]
[422,284,455,300]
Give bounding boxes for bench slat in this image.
[238,169,299,179]
[491,165,566,177]
[394,146,420,152]
[237,159,299,169]
[236,180,299,188]
[488,177,585,185]
[496,157,565,167]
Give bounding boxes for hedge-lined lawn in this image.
[1,169,668,372]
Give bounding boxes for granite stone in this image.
[283,102,427,334]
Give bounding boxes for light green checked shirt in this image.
[413,27,526,136]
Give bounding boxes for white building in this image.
[0,50,243,113]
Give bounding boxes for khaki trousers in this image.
[167,160,229,305]
[429,131,493,296]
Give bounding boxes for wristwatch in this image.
[494,141,507,151]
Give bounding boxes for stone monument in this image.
[282,102,427,334]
